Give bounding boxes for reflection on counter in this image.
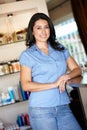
[81,72,87,84]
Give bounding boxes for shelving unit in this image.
[0,0,48,125]
[0,100,28,124]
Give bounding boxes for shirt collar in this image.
[31,42,51,50]
[29,42,54,55]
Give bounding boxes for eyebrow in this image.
[34,24,49,27]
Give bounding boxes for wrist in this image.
[66,74,71,80]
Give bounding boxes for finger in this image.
[59,81,66,93]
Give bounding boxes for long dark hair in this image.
[26,12,64,51]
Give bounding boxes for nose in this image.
[42,28,46,34]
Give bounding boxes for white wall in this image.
[0,0,48,124]
[0,0,49,62]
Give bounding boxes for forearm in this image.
[21,80,57,92]
[66,56,82,79]
[67,67,82,79]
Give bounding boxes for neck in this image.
[36,42,49,55]
[36,42,48,49]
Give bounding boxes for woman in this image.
[19,13,82,130]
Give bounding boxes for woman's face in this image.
[33,19,50,44]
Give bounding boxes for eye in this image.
[37,27,41,29]
[45,26,50,29]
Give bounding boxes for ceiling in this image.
[46,0,68,11]
[0,0,67,11]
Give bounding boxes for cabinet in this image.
[0,0,48,124]
[70,87,87,130]
[68,76,87,130]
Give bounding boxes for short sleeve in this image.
[63,47,70,60]
[19,51,32,69]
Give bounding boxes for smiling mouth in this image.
[40,35,47,38]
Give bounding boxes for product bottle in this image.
[8,61,13,74]
[8,87,15,103]
[0,120,4,130]
[1,93,7,105]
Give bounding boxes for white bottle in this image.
[0,96,2,106]
[0,120,4,130]
[6,93,11,104]
[1,93,7,105]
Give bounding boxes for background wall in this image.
[0,0,48,124]
[48,0,73,25]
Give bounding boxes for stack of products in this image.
[17,113,32,130]
[0,82,30,107]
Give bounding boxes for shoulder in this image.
[20,44,36,57]
[19,45,36,68]
[19,45,36,64]
[58,43,70,60]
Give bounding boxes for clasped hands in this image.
[54,74,71,93]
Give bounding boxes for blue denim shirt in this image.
[19,43,70,107]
